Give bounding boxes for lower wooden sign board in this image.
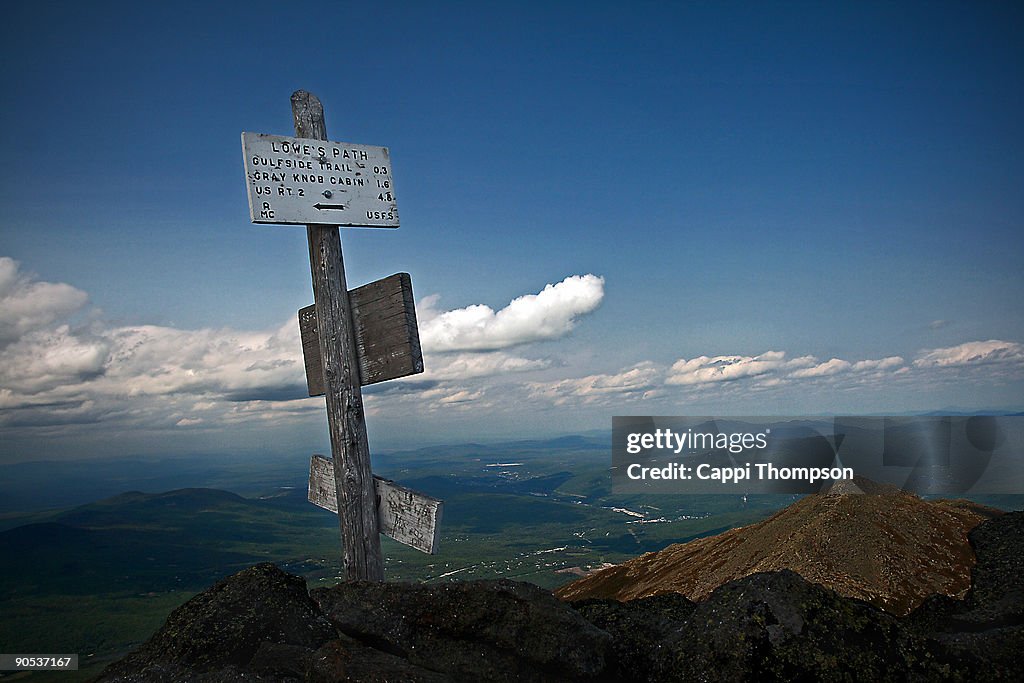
[300,272,423,396]
[309,454,443,555]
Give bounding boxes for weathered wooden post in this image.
[241,90,442,582]
[292,91,383,581]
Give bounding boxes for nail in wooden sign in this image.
[309,454,443,554]
[300,272,423,396]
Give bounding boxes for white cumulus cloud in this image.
[528,362,660,405]
[913,340,1024,368]
[789,358,852,378]
[418,274,604,352]
[0,257,89,347]
[665,351,909,387]
[97,320,304,399]
[0,279,311,428]
[851,356,904,372]
[421,351,549,381]
[666,351,797,385]
[0,262,611,431]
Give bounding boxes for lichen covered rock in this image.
[311,578,611,682]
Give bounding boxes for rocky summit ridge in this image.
[555,476,1003,615]
[93,509,1023,682]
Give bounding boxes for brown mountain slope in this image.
[555,478,1002,615]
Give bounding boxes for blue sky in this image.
[1,1,1022,462]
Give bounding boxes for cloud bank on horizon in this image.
[2,255,1021,453]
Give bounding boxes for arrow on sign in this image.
[314,203,348,210]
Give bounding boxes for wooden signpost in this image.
[241,91,441,581]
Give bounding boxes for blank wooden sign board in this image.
[299,272,423,396]
[241,90,443,580]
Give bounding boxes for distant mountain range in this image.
[2,436,1020,679]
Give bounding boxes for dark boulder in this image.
[94,563,336,682]
[956,509,1023,624]
[311,578,611,682]
[652,569,986,682]
[905,511,1024,675]
[572,570,984,682]
[571,592,695,682]
[304,636,455,682]
[95,568,608,682]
